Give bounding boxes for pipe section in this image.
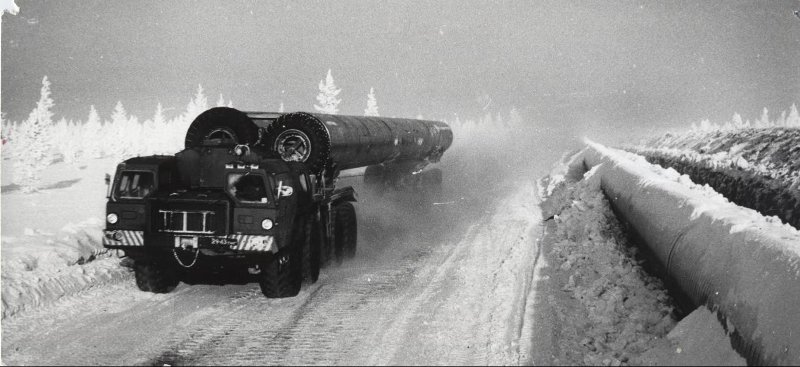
[263,112,453,173]
[580,141,800,366]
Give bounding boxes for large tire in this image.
[259,249,302,298]
[300,216,320,284]
[263,112,331,173]
[334,201,358,261]
[134,258,179,293]
[184,107,260,148]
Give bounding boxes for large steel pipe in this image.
[579,141,800,366]
[262,112,453,172]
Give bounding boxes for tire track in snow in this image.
[4,183,544,366]
[370,180,543,365]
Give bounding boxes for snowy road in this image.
[2,180,543,366]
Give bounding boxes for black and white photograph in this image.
[1,1,799,365]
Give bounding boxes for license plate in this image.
[202,237,238,247]
[175,236,199,249]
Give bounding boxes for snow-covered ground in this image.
[1,156,129,318]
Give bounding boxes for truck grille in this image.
[158,210,215,234]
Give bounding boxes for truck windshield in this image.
[227,173,269,203]
[116,171,155,199]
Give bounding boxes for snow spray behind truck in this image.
[103,107,453,298]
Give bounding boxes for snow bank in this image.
[629,128,800,228]
[1,218,132,319]
[639,305,746,366]
[580,140,800,366]
[540,164,681,366]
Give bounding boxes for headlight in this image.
[261,219,274,230]
[106,213,119,224]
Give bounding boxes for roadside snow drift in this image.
[576,140,800,366]
[630,128,800,228]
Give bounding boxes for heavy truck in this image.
[103,107,453,298]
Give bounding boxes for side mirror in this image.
[105,173,112,198]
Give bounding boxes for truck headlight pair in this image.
[261,219,274,230]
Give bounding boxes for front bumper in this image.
[103,230,278,253]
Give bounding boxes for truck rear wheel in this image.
[334,201,358,261]
[134,258,179,293]
[259,249,302,298]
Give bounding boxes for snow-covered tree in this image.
[755,107,770,128]
[185,84,208,121]
[216,94,226,107]
[279,102,285,113]
[731,112,744,129]
[14,76,55,192]
[150,102,170,154]
[106,101,142,159]
[59,119,83,165]
[110,100,128,125]
[364,87,379,116]
[83,105,103,158]
[786,103,800,128]
[777,110,787,127]
[314,69,341,114]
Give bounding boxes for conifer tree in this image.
[107,101,135,159]
[777,110,787,127]
[364,87,379,116]
[83,105,103,158]
[216,94,226,107]
[151,102,169,153]
[787,103,800,128]
[185,84,208,121]
[14,76,55,192]
[731,112,744,129]
[757,107,770,128]
[314,69,341,114]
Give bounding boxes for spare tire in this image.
[263,112,331,173]
[184,107,260,148]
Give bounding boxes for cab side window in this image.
[116,171,155,199]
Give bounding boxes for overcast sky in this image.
[2,0,799,141]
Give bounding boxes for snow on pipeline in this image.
[572,139,800,366]
[536,153,744,366]
[628,128,800,229]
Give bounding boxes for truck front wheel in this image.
[259,247,302,298]
[334,201,358,261]
[300,216,321,284]
[134,258,180,293]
